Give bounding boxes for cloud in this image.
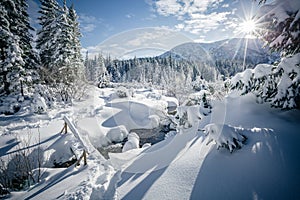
[151,0,224,16]
[126,13,135,18]
[79,13,103,33]
[84,27,193,59]
[148,0,237,37]
[27,0,40,28]
[81,24,97,33]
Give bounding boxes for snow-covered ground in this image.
[1,86,299,199]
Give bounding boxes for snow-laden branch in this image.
[203,123,247,153]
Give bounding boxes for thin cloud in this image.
[27,0,40,28]
[85,27,193,59]
[150,0,225,16]
[148,0,237,37]
[79,13,103,33]
[126,13,135,18]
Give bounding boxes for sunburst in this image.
[240,19,257,35]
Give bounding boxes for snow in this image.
[31,95,47,114]
[1,85,299,199]
[252,64,273,79]
[203,123,246,152]
[112,92,300,200]
[256,0,300,23]
[106,125,128,143]
[122,132,140,152]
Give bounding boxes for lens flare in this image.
[239,19,257,36]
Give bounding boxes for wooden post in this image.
[60,121,68,134]
[75,150,87,166]
[83,150,87,166]
[64,122,67,134]
[61,116,88,167]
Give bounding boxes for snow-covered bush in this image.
[174,106,202,129]
[203,123,247,153]
[122,132,140,152]
[0,95,22,115]
[34,84,56,108]
[31,95,47,114]
[0,133,43,191]
[115,86,130,98]
[184,91,212,115]
[98,73,110,88]
[191,76,208,91]
[106,125,128,143]
[229,69,255,95]
[0,183,9,196]
[184,91,208,106]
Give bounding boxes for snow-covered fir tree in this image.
[55,0,75,84]
[0,0,37,97]
[256,0,300,56]
[37,0,84,93]
[68,4,84,80]
[229,0,299,109]
[36,0,61,83]
[255,0,300,108]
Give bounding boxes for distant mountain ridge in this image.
[160,38,279,76]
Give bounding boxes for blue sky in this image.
[28,0,262,58]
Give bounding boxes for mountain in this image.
[160,38,280,77]
[160,42,212,63]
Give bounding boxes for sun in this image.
[239,19,257,34]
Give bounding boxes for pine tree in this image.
[0,0,12,95]
[252,0,300,108]
[37,0,83,85]
[36,0,61,83]
[256,0,300,56]
[55,0,74,84]
[0,0,27,96]
[14,0,40,92]
[68,4,84,80]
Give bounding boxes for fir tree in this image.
[256,0,300,56]
[37,0,83,85]
[0,0,37,95]
[36,0,61,83]
[68,4,84,80]
[252,0,300,108]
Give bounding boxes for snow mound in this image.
[122,132,140,152]
[203,123,247,152]
[106,125,128,143]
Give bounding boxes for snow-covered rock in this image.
[122,132,140,152]
[106,125,128,143]
[142,143,151,148]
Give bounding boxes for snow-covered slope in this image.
[1,86,299,199]
[109,93,300,200]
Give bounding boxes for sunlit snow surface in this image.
[0,86,299,200]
